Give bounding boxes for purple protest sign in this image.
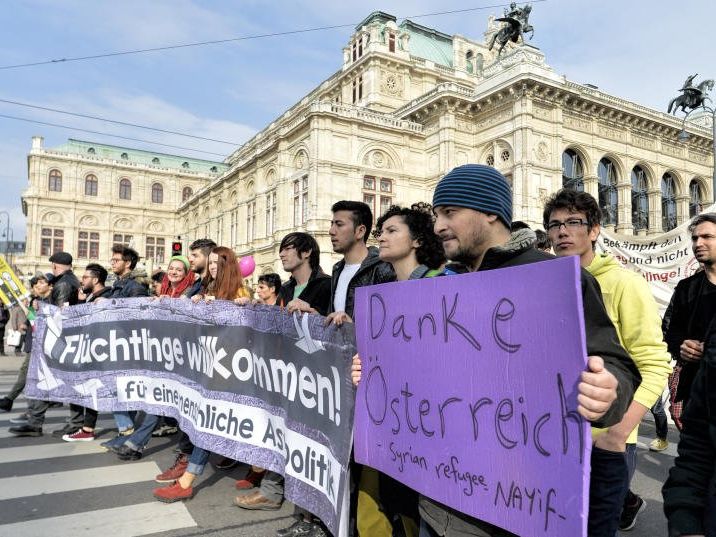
[353,256,591,537]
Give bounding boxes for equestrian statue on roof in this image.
[668,73,714,114]
[488,2,534,58]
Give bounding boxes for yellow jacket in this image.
[588,253,672,444]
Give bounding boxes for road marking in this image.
[0,461,161,500]
[0,502,196,536]
[0,440,108,463]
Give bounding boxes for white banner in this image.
[596,204,716,315]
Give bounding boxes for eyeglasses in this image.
[546,218,590,232]
[109,258,123,264]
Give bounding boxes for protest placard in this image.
[0,255,28,306]
[352,256,591,537]
[24,298,356,536]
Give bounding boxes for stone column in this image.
[616,183,632,234]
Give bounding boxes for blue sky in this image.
[1,0,714,241]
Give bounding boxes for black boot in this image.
[0,397,12,412]
[9,424,43,437]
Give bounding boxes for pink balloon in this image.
[238,255,256,278]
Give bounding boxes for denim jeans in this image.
[123,414,160,452]
[187,446,210,475]
[589,446,629,537]
[113,410,136,432]
[651,396,669,440]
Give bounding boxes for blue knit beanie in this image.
[432,164,512,228]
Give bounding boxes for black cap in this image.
[49,251,73,265]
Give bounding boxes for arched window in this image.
[48,169,62,192]
[465,51,474,74]
[119,178,132,200]
[151,182,163,204]
[182,186,193,202]
[152,157,160,165]
[661,173,678,231]
[87,147,95,154]
[689,179,703,217]
[84,174,98,196]
[631,166,649,231]
[597,157,618,226]
[562,149,584,191]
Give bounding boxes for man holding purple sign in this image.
[352,165,640,537]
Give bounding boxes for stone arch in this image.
[113,217,133,230]
[494,139,514,168]
[265,167,277,186]
[77,214,98,227]
[597,153,626,182]
[358,143,401,170]
[146,220,165,233]
[631,161,657,190]
[562,144,592,176]
[41,210,64,224]
[293,147,309,170]
[663,169,685,196]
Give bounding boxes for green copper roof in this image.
[355,11,396,31]
[51,139,228,174]
[400,20,454,67]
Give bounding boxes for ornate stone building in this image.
[178,11,713,277]
[20,137,227,275]
[21,11,714,280]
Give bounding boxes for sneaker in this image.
[99,428,134,452]
[9,424,43,437]
[152,424,178,437]
[235,469,266,489]
[156,454,189,483]
[52,423,79,437]
[9,412,29,424]
[619,496,646,531]
[233,489,282,510]
[649,438,669,452]
[0,397,13,412]
[63,429,95,442]
[153,480,193,503]
[276,520,317,537]
[117,444,142,461]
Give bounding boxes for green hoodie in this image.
[587,253,672,443]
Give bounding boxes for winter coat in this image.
[330,246,395,318]
[665,270,716,402]
[109,269,150,298]
[419,229,641,537]
[663,324,716,536]
[587,253,672,444]
[50,269,80,307]
[277,267,333,316]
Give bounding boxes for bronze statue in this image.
[668,74,714,114]
[488,2,534,58]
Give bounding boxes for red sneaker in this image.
[153,480,194,503]
[155,454,189,483]
[235,469,266,490]
[62,429,95,442]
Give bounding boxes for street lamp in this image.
[0,211,10,256]
[676,104,716,203]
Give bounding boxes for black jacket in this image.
[419,233,641,537]
[49,269,80,307]
[110,269,150,298]
[330,246,395,318]
[665,271,713,402]
[278,267,332,316]
[83,286,113,303]
[663,325,716,536]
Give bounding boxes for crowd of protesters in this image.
[1,163,715,537]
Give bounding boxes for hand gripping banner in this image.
[25,298,356,536]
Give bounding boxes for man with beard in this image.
[418,164,639,537]
[63,263,112,442]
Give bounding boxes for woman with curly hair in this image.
[374,202,446,280]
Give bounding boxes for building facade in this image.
[20,137,227,275]
[21,10,714,280]
[178,11,714,276]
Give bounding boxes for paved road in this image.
[0,355,677,536]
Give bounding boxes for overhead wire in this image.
[0,2,547,70]
[0,114,228,158]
